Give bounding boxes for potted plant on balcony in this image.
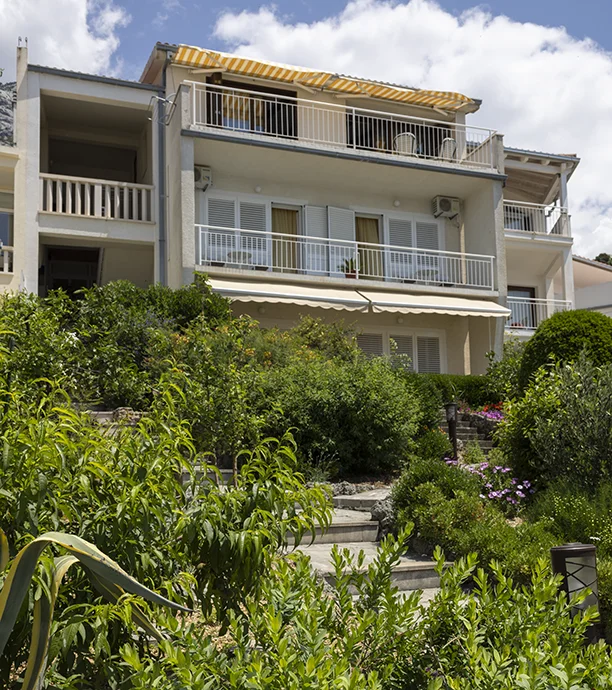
[339,257,357,279]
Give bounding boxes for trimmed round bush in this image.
[519,309,612,387]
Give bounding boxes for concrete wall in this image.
[100,245,154,288]
[576,281,612,315]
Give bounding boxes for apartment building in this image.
[2,42,579,374]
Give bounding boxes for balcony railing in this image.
[196,225,496,291]
[0,245,13,274]
[507,297,571,330]
[503,201,570,237]
[40,174,154,223]
[189,82,497,171]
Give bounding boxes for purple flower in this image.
[488,491,501,499]
[523,480,531,489]
[506,496,513,502]
[501,468,511,474]
[445,459,458,466]
[485,483,493,489]
[510,499,517,505]
[511,478,518,485]
[480,462,489,470]
[501,488,510,495]
[517,485,524,490]
[516,491,525,498]
[495,466,503,471]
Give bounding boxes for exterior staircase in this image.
[292,497,441,597]
[439,410,494,457]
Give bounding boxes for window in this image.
[0,192,13,246]
[356,330,442,373]
[387,215,441,282]
[356,215,383,279]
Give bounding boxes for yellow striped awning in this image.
[173,45,477,112]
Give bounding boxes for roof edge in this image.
[29,64,163,91]
[574,255,612,272]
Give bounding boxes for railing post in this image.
[351,107,357,149]
[94,184,103,217]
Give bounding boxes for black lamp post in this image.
[444,401,458,460]
[551,543,600,643]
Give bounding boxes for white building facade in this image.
[1,43,579,374]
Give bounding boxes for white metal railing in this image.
[196,224,496,290]
[0,245,13,274]
[188,82,497,170]
[503,201,570,237]
[507,297,571,330]
[40,174,154,223]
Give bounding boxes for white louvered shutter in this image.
[239,201,268,267]
[206,198,236,263]
[303,205,329,273]
[415,220,440,281]
[357,333,384,358]
[328,207,356,275]
[388,218,413,280]
[417,336,441,373]
[390,334,414,369]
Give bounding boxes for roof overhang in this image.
[167,44,480,114]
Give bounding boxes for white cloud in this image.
[214,0,612,257]
[0,0,130,81]
[153,0,182,28]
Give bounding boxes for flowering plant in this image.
[445,458,534,516]
[460,401,504,421]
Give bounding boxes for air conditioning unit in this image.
[194,166,212,191]
[432,195,460,219]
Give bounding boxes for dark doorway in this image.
[43,246,100,297]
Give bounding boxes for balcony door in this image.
[356,215,383,279]
[272,206,299,272]
[508,286,536,329]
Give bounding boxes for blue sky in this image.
[118,0,612,77]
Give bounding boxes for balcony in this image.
[503,201,570,237]
[196,225,496,291]
[507,296,571,330]
[189,82,498,172]
[40,174,154,223]
[0,246,13,274]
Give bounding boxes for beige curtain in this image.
[356,216,383,279]
[272,208,299,271]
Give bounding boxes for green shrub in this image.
[414,372,496,407]
[499,356,612,487]
[261,355,421,475]
[486,337,526,400]
[414,427,452,463]
[519,309,612,388]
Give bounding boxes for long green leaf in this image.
[0,531,190,658]
[21,555,78,690]
[0,528,8,571]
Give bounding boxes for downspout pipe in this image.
[157,57,170,286]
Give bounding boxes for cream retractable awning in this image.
[173,45,476,112]
[209,278,369,312]
[358,291,511,318]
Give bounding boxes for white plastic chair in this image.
[439,137,457,160]
[393,132,417,156]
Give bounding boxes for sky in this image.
[1,0,612,257]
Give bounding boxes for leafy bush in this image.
[261,355,422,475]
[411,372,496,408]
[486,337,526,400]
[499,356,612,487]
[519,309,612,388]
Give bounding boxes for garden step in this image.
[181,466,234,485]
[296,541,442,592]
[333,488,391,511]
[287,509,379,545]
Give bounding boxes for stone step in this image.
[181,466,234,485]
[332,488,391,511]
[288,510,379,545]
[296,541,442,591]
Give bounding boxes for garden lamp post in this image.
[444,402,458,459]
[550,543,600,643]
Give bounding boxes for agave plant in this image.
[0,528,190,689]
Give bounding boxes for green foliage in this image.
[519,309,612,388]
[261,355,421,475]
[498,355,612,486]
[486,337,526,400]
[410,372,496,408]
[414,427,452,464]
[595,252,612,266]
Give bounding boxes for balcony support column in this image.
[561,246,575,307]
[559,165,569,209]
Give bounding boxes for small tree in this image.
[519,309,612,388]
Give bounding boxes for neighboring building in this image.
[2,43,581,373]
[574,256,612,316]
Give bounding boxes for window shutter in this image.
[357,333,384,358]
[327,206,355,241]
[239,201,268,266]
[328,207,355,275]
[415,220,439,250]
[388,218,413,280]
[390,334,414,369]
[388,218,412,247]
[304,205,329,273]
[207,198,236,228]
[417,336,441,373]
